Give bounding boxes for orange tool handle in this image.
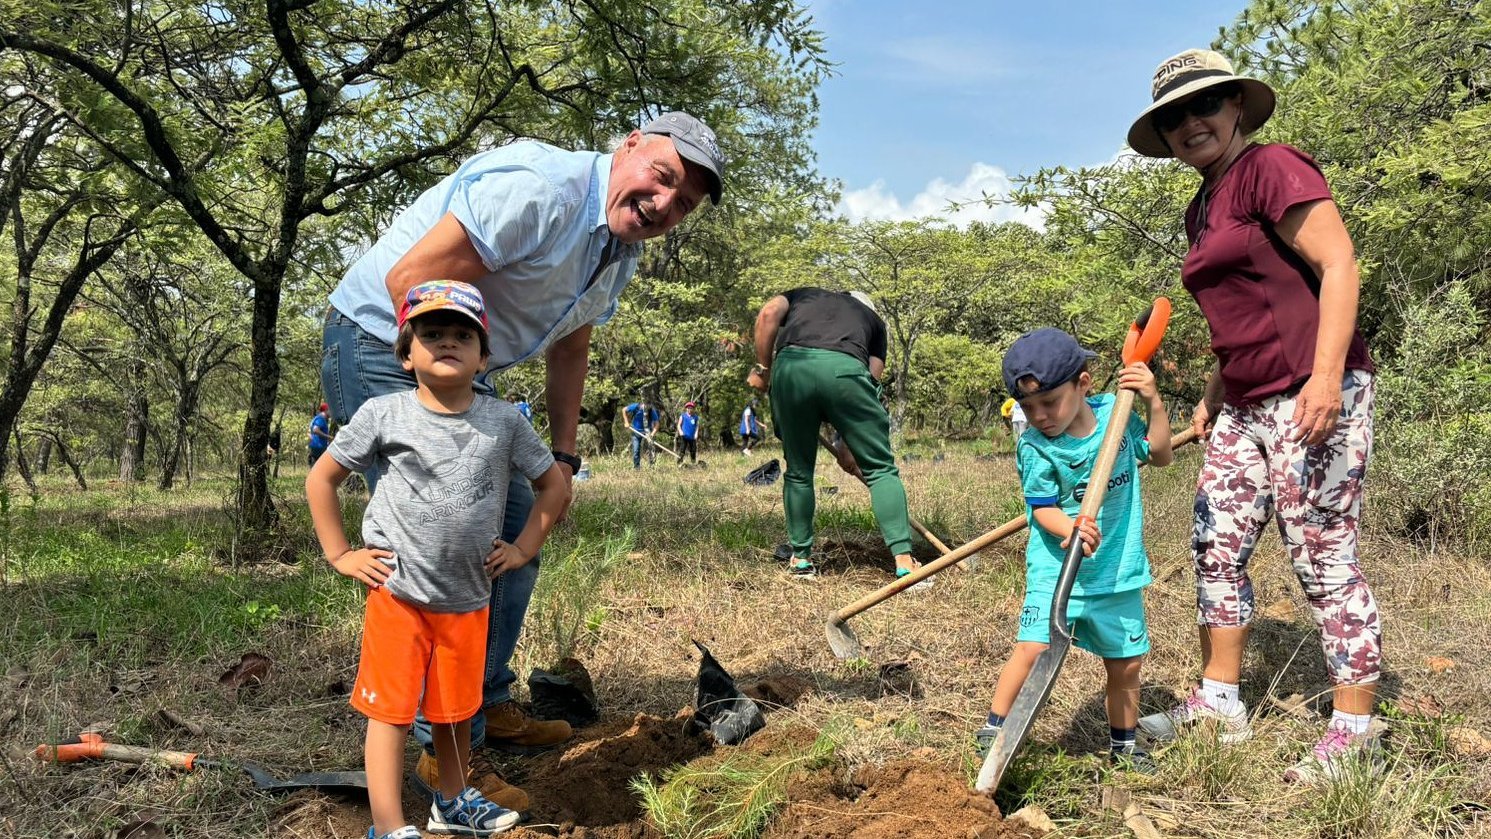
[34,732,198,769]
[1121,297,1171,366]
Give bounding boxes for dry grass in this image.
[1,442,1488,838]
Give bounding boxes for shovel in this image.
[823,424,1197,661]
[35,732,368,794]
[628,425,683,460]
[974,297,1171,795]
[816,432,954,556]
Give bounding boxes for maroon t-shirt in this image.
[1181,143,1373,405]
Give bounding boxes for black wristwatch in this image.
[551,450,582,474]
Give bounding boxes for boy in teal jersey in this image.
[974,328,1174,770]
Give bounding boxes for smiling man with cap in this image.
[322,112,725,807]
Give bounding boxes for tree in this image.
[0,69,156,489]
[2,0,829,549]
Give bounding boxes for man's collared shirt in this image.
[331,141,642,370]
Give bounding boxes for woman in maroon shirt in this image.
[1125,49,1382,784]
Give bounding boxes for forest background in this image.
[1,0,1489,552]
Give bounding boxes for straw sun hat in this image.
[1127,49,1276,158]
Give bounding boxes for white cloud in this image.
[882,37,1006,85]
[836,162,1046,230]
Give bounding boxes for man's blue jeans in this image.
[630,432,655,467]
[321,308,539,752]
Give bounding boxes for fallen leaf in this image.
[1447,727,1491,758]
[156,709,204,737]
[1395,694,1444,719]
[1009,805,1056,831]
[1426,656,1456,674]
[219,652,273,689]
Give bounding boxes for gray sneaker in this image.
[973,723,1002,758]
[1109,745,1158,774]
[1138,686,1253,744]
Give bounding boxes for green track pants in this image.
[768,346,912,559]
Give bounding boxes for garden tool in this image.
[35,732,368,794]
[822,425,1195,661]
[817,432,954,556]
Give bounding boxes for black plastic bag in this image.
[743,459,781,486]
[690,640,765,745]
[526,657,600,728]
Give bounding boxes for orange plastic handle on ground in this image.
[34,732,198,769]
[1122,297,1171,366]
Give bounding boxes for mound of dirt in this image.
[517,712,712,831]
[767,760,1043,839]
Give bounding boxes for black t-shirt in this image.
[774,288,887,369]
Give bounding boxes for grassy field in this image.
[2,439,1489,838]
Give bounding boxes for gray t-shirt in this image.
[329,390,554,612]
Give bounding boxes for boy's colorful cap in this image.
[397,280,487,332]
[1002,328,1097,396]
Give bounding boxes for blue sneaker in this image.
[368,826,421,839]
[428,786,521,835]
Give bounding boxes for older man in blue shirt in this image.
[322,112,723,809]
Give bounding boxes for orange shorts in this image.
[350,586,489,726]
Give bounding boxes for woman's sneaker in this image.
[368,827,422,839]
[428,786,521,836]
[1137,686,1253,744]
[1283,724,1383,784]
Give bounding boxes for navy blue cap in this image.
[1002,328,1097,396]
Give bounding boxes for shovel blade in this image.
[973,636,1072,794]
[825,615,866,660]
[260,770,369,794]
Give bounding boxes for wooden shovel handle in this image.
[35,732,198,769]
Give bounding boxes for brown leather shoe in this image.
[412,750,529,812]
[485,701,573,753]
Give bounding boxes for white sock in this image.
[1331,709,1372,735]
[1201,678,1243,715]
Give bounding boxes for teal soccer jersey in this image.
[1016,393,1152,596]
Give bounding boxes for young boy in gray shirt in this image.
[308,280,567,839]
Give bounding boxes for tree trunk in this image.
[12,428,36,495]
[158,382,199,491]
[47,434,86,490]
[120,360,149,482]
[36,437,50,474]
[233,270,283,549]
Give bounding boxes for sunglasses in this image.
[1151,89,1233,134]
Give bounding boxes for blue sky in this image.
[807,0,1248,225]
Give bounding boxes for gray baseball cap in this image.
[641,111,725,205]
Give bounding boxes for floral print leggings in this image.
[1192,370,1381,685]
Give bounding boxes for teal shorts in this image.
[1016,587,1150,659]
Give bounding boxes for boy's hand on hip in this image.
[1060,519,1101,557]
[333,548,394,588]
[486,539,533,577]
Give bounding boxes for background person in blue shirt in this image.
[624,399,661,468]
[508,393,534,425]
[972,328,1174,772]
[320,112,724,806]
[675,401,701,464]
[308,402,333,466]
[738,399,762,455]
